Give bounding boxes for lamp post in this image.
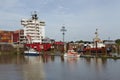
[60,26,67,53]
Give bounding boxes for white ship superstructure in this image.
[90,29,105,48]
[21,12,45,43]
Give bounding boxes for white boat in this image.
[24,48,40,56]
[64,49,80,57]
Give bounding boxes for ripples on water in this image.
[0,54,120,80]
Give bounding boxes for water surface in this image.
[0,55,120,80]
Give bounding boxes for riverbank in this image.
[0,43,24,55]
[30,51,120,60]
[80,54,120,59]
[1,51,120,60]
[0,43,120,60]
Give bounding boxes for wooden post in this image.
[95,41,98,56]
[17,42,20,54]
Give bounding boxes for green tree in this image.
[115,39,120,45]
[75,40,84,43]
[79,40,84,43]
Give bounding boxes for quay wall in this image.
[65,43,120,55]
[0,42,120,55]
[0,43,24,55]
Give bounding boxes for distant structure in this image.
[93,29,102,45]
[21,12,45,43]
[60,25,67,43]
[84,29,105,48]
[0,30,19,44]
[92,29,105,48]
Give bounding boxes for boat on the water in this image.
[24,48,40,56]
[83,29,106,53]
[64,49,80,57]
[21,12,51,56]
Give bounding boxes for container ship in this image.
[21,12,51,55]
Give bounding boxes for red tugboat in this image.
[83,29,106,53]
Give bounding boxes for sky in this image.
[0,0,120,41]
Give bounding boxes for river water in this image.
[0,54,120,80]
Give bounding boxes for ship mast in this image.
[94,28,100,42]
[32,11,38,43]
[32,11,38,20]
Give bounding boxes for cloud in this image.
[0,0,120,41]
[0,0,21,9]
[0,11,24,30]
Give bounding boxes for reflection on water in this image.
[23,56,45,80]
[0,55,120,80]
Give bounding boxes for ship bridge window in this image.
[41,36,43,39]
[29,20,32,22]
[21,20,25,22]
[40,22,45,23]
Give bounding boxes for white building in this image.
[21,12,45,43]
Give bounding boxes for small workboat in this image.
[64,49,80,57]
[24,48,40,56]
